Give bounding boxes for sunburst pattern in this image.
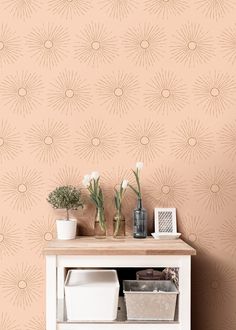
[123,24,166,67]
[193,168,236,213]
[75,119,118,162]
[26,24,69,69]
[0,167,43,212]
[26,217,56,256]
[193,72,236,116]
[0,71,42,116]
[171,119,214,162]
[75,23,118,66]
[0,217,22,259]
[144,0,188,18]
[146,167,187,207]
[0,313,20,330]
[220,26,236,65]
[0,121,21,163]
[220,217,236,256]
[48,70,91,115]
[123,120,166,162]
[194,263,236,310]
[26,121,69,164]
[0,24,21,67]
[195,0,235,20]
[52,165,81,187]
[219,122,236,160]
[144,70,187,114]
[0,263,43,308]
[2,0,41,20]
[178,214,215,253]
[97,72,139,116]
[25,316,45,330]
[170,22,214,67]
[99,0,137,20]
[48,0,91,19]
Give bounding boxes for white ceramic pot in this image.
[56,219,77,240]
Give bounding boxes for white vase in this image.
[56,219,77,240]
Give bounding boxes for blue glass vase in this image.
[133,198,147,238]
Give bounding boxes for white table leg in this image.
[46,255,57,330]
[57,267,65,299]
[178,256,191,330]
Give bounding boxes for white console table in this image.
[44,237,196,330]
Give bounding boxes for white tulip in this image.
[90,171,100,180]
[82,174,91,187]
[122,179,129,189]
[136,162,144,170]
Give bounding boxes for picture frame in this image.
[154,208,177,233]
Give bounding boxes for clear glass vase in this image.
[94,207,106,239]
[133,198,147,238]
[113,209,125,238]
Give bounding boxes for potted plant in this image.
[47,185,83,240]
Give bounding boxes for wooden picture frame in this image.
[154,208,177,233]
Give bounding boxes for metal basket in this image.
[123,280,179,321]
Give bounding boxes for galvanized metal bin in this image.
[123,280,179,321]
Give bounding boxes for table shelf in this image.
[45,237,196,330]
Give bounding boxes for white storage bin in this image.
[65,269,120,321]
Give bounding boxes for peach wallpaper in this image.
[0,0,236,329]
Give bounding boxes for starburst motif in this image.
[26,217,56,256]
[194,263,236,310]
[219,122,236,160]
[0,168,43,212]
[0,121,21,163]
[26,24,69,69]
[0,313,20,330]
[0,218,22,259]
[144,70,187,114]
[48,70,91,115]
[178,214,215,253]
[2,0,41,20]
[52,165,81,187]
[220,217,236,256]
[75,119,118,162]
[123,120,166,162]
[195,0,235,20]
[48,0,91,19]
[146,167,187,207]
[193,72,236,116]
[220,26,236,65]
[99,0,137,20]
[26,121,69,164]
[123,24,166,67]
[0,71,43,116]
[170,22,214,67]
[97,72,139,116]
[144,0,188,18]
[193,168,236,213]
[171,119,214,162]
[75,23,118,66]
[0,24,21,67]
[25,316,45,330]
[0,263,43,308]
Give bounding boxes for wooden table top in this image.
[43,236,196,256]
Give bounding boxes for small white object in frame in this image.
[154,208,177,233]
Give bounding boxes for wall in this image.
[0,1,236,329]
